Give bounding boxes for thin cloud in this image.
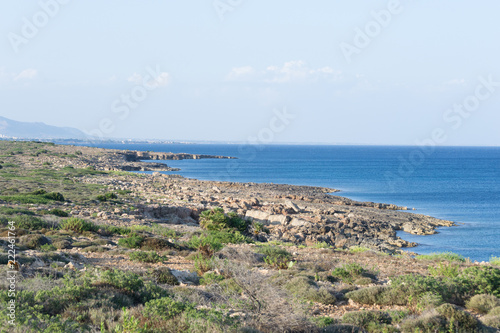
[226,61,342,83]
[14,69,38,81]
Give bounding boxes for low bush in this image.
[59,217,98,233]
[1,214,49,230]
[482,313,500,329]
[416,252,466,262]
[400,311,447,333]
[466,294,500,314]
[428,262,461,278]
[341,310,391,329]
[199,208,249,233]
[19,234,51,249]
[100,269,144,293]
[188,234,223,257]
[117,233,145,249]
[151,268,179,285]
[47,208,69,217]
[331,263,368,284]
[207,230,252,244]
[200,271,225,285]
[0,206,35,215]
[491,256,500,266]
[258,245,293,269]
[489,306,500,315]
[129,251,167,263]
[192,253,216,276]
[285,276,336,305]
[435,303,481,332]
[349,246,370,254]
[141,237,177,251]
[460,266,500,297]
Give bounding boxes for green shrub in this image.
[482,315,500,329]
[312,316,337,328]
[44,192,65,201]
[151,268,179,285]
[332,263,367,284]
[117,233,144,249]
[52,239,72,249]
[466,294,500,314]
[416,292,444,311]
[59,217,98,233]
[193,253,216,276]
[40,244,57,252]
[285,276,336,305]
[428,262,461,278]
[96,192,118,202]
[0,206,35,215]
[491,256,500,266]
[100,225,131,236]
[460,266,500,297]
[258,245,293,269]
[400,312,447,333]
[199,208,248,232]
[200,272,225,285]
[47,208,69,217]
[100,269,144,293]
[349,246,370,253]
[144,296,187,320]
[416,252,466,262]
[341,310,391,329]
[188,234,223,257]
[3,215,49,230]
[141,237,176,251]
[489,307,500,316]
[354,277,373,285]
[19,234,51,249]
[81,245,108,253]
[435,303,480,332]
[346,286,388,305]
[207,230,252,244]
[199,208,229,231]
[129,251,167,263]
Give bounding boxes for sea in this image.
[76,143,500,262]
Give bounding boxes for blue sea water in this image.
[79,143,500,261]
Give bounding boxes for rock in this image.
[290,218,309,227]
[268,214,290,225]
[245,210,270,224]
[170,270,199,285]
[285,200,301,213]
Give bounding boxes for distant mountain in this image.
[0,116,88,140]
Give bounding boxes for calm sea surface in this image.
[77,143,500,261]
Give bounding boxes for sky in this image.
[1,0,500,145]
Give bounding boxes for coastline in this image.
[1,141,456,254]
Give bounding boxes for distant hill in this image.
[0,116,88,140]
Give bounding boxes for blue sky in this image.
[1,0,499,145]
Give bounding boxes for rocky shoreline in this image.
[0,141,455,254]
[60,145,455,254]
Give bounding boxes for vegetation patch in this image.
[257,245,293,269]
[129,251,168,263]
[59,217,99,233]
[416,252,466,262]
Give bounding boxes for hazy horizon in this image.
[1,1,500,146]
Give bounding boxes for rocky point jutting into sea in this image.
[2,141,454,254]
